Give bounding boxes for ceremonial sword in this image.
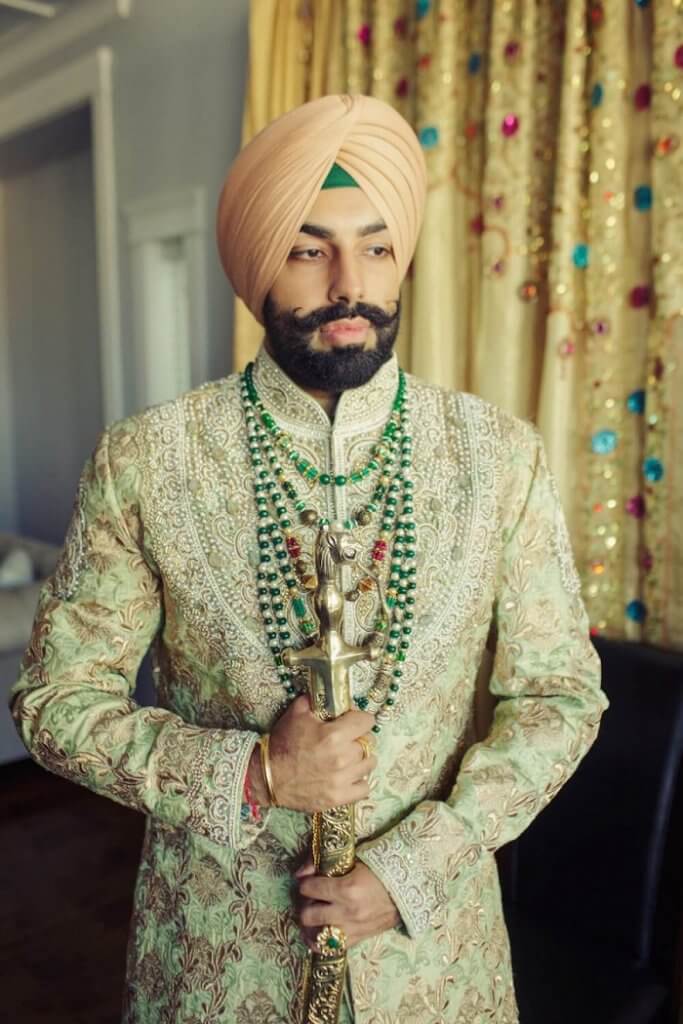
[282,522,384,1024]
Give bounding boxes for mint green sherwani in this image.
[10,346,608,1023]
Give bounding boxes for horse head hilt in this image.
[315,522,360,582]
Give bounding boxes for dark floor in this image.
[2,757,145,1024]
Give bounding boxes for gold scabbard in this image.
[303,803,356,1024]
[282,522,382,1024]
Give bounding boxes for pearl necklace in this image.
[239,363,417,733]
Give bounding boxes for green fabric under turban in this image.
[321,163,360,189]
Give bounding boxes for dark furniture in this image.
[500,635,683,1024]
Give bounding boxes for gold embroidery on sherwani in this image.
[10,344,607,1022]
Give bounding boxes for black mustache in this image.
[291,300,399,332]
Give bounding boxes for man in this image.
[10,94,607,1023]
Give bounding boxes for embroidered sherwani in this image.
[10,345,608,1023]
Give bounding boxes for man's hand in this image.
[294,856,401,950]
[249,694,377,814]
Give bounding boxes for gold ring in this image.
[356,735,371,760]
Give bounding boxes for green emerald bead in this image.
[386,596,396,608]
[281,518,291,528]
[343,518,354,530]
[334,475,347,486]
[319,517,330,526]
[374,619,388,631]
[319,473,331,485]
[397,651,406,662]
[279,630,291,640]
[385,698,395,706]
[355,696,369,710]
[402,626,412,635]
[372,724,381,734]
[389,682,399,692]
[294,501,306,512]
[286,685,297,695]
[361,468,371,478]
[288,450,299,461]
[293,597,306,617]
[306,467,319,480]
[301,620,317,635]
[297,459,310,472]
[386,643,397,654]
[327,937,340,949]
[368,460,379,470]
[350,472,363,483]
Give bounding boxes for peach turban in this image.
[215,94,428,325]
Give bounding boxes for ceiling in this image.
[0,1,85,42]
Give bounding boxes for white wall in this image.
[0,0,251,541]
[0,0,251,414]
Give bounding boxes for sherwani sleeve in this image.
[9,426,269,850]
[355,422,609,939]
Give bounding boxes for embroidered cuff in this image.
[186,727,270,848]
[356,831,448,940]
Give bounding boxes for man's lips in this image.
[319,318,370,344]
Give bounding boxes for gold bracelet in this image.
[259,733,279,807]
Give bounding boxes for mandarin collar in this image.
[249,342,400,435]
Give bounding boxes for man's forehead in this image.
[298,187,389,237]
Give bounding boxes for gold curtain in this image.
[232,0,683,650]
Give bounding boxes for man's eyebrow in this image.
[298,220,389,240]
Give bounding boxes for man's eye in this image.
[292,248,324,260]
[368,245,390,256]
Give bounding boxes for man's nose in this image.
[328,252,364,306]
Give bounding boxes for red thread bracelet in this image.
[243,766,261,822]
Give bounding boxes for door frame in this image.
[0,47,123,529]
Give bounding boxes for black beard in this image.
[262,294,401,391]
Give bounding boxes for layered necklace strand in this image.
[239,362,417,734]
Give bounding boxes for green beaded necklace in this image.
[240,362,417,733]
